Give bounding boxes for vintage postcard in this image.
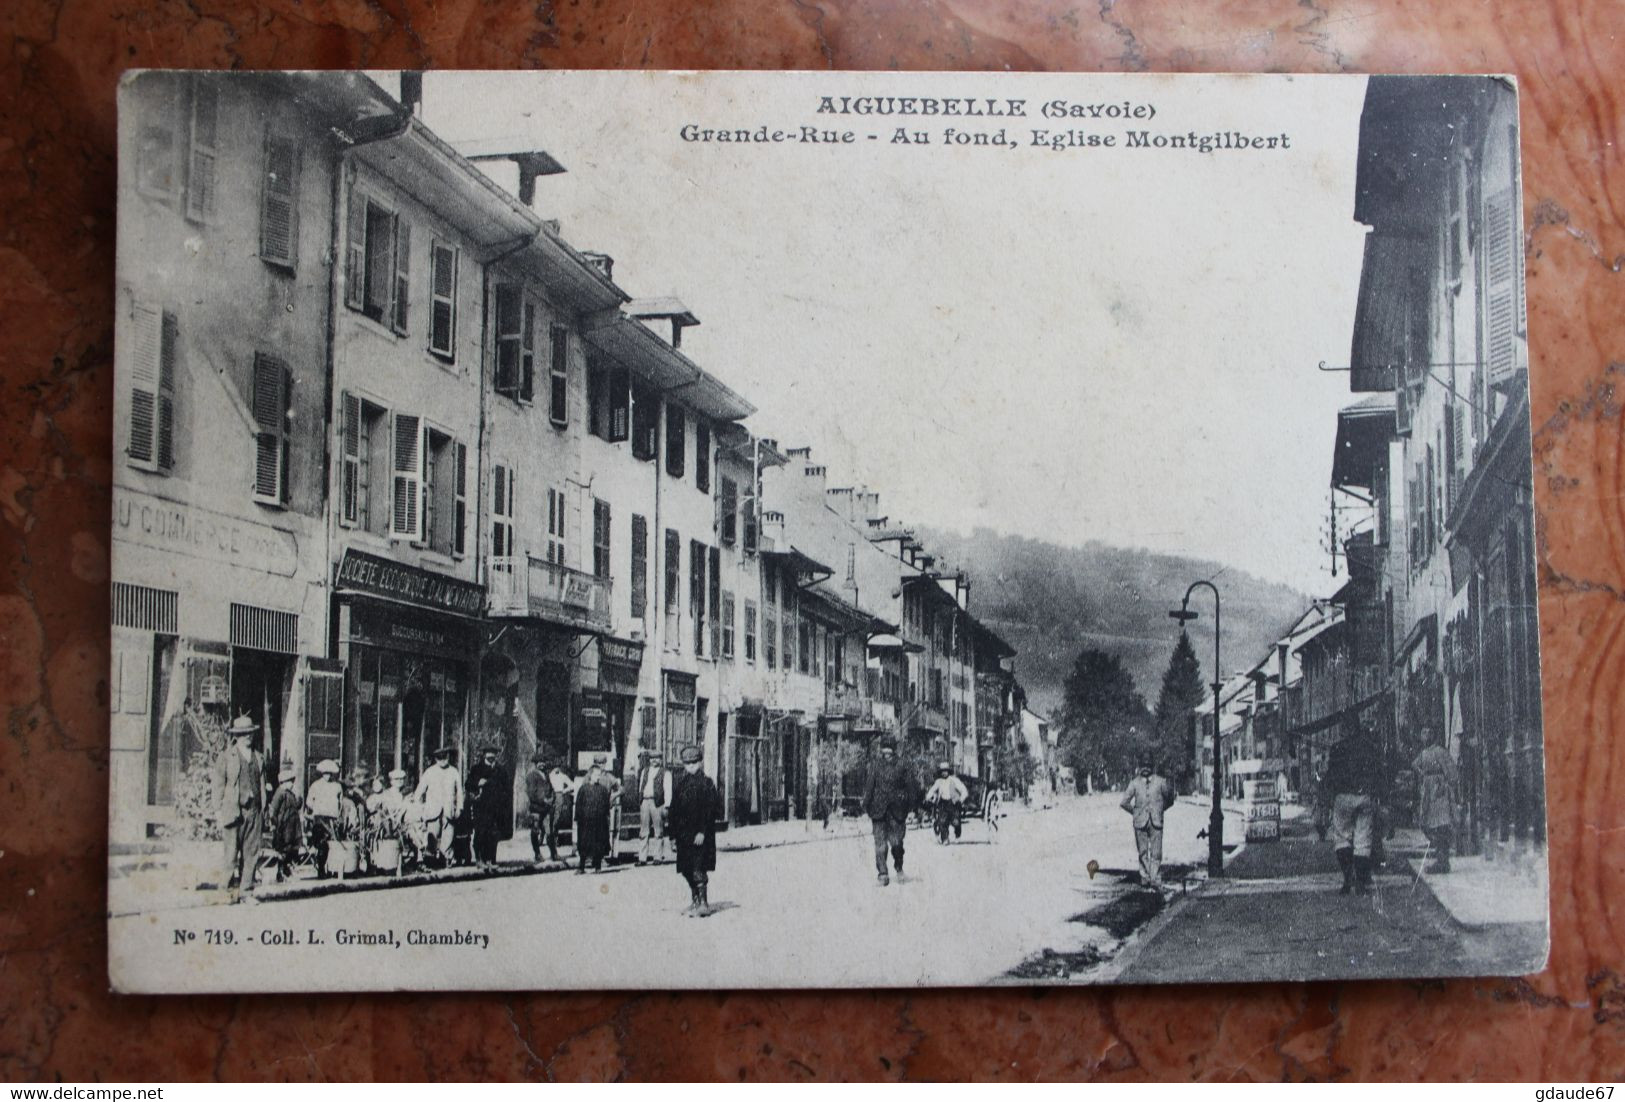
[107,70,1548,992]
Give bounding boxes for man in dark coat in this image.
[210,714,266,898]
[863,738,920,886]
[574,756,614,873]
[266,765,302,881]
[466,746,508,868]
[1326,717,1383,895]
[524,750,558,863]
[669,744,723,916]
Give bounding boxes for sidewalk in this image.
[1106,815,1548,983]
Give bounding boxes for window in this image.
[250,352,291,505]
[125,301,176,473]
[664,528,681,612]
[259,133,299,267]
[631,514,648,619]
[390,412,424,541]
[690,539,707,657]
[549,325,569,427]
[765,563,778,608]
[345,191,408,335]
[494,285,535,402]
[545,487,566,564]
[589,359,631,442]
[783,614,796,674]
[340,394,388,534]
[491,464,516,569]
[695,423,711,494]
[765,611,777,669]
[744,600,757,663]
[428,240,458,360]
[719,477,738,546]
[721,591,736,658]
[185,78,218,223]
[708,547,721,658]
[136,96,178,198]
[593,498,611,579]
[422,428,464,555]
[632,384,659,461]
[666,404,685,478]
[799,621,812,675]
[742,489,758,555]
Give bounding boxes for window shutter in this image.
[344,189,367,311]
[1484,187,1519,387]
[720,477,738,545]
[709,546,721,657]
[631,514,648,618]
[259,134,299,266]
[156,311,177,471]
[495,285,520,396]
[521,302,538,403]
[340,392,360,525]
[391,412,423,540]
[429,242,457,358]
[185,79,218,223]
[610,366,630,442]
[391,217,411,335]
[1447,403,1465,509]
[549,325,568,426]
[453,441,468,557]
[251,353,290,504]
[127,303,162,467]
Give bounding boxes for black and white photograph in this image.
[106,69,1547,992]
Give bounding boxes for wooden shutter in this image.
[251,353,290,504]
[185,79,218,223]
[453,441,468,557]
[610,366,630,441]
[1447,403,1465,510]
[720,477,738,545]
[344,188,367,311]
[391,217,411,335]
[127,302,176,472]
[549,324,568,426]
[391,412,423,540]
[495,285,520,396]
[259,134,299,266]
[340,392,360,525]
[429,241,457,358]
[709,546,721,657]
[1484,187,1519,387]
[521,301,538,403]
[631,514,648,618]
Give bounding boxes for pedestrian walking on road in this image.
[863,738,920,886]
[636,750,673,864]
[574,756,614,874]
[524,751,558,863]
[669,744,723,916]
[1119,754,1177,889]
[1413,729,1460,874]
[924,762,968,843]
[1326,718,1382,895]
[212,715,266,898]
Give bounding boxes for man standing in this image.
[1413,729,1460,874]
[414,745,462,868]
[549,760,577,858]
[266,765,302,881]
[1119,754,1177,889]
[1326,718,1382,895]
[304,758,343,878]
[466,745,508,868]
[524,751,558,863]
[574,755,614,874]
[862,738,920,886]
[924,762,969,842]
[669,744,723,916]
[636,750,672,864]
[211,714,265,899]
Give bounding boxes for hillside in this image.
[915,526,1311,718]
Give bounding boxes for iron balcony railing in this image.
[488,553,612,634]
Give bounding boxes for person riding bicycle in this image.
[924,762,969,842]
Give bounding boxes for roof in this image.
[584,313,755,422]
[760,545,834,583]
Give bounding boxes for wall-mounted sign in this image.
[335,548,485,617]
[115,488,300,577]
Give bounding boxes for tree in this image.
[1153,630,1206,792]
[1057,647,1151,792]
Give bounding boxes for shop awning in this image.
[867,633,923,654]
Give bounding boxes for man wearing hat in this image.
[304,758,343,877]
[669,744,723,915]
[862,738,921,886]
[466,745,509,868]
[635,750,673,865]
[211,714,266,896]
[413,745,463,867]
[1119,752,1177,890]
[266,763,303,882]
[524,751,558,863]
[924,761,970,842]
[573,755,614,873]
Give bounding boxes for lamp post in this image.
[1170,581,1224,877]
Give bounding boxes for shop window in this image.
[631,384,658,461]
[125,301,176,474]
[630,514,648,619]
[593,498,611,579]
[695,423,711,494]
[666,404,685,478]
[744,600,758,663]
[345,190,408,334]
[549,324,569,427]
[259,132,299,268]
[494,285,535,402]
[428,240,458,360]
[250,352,292,506]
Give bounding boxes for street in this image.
[109,795,1223,992]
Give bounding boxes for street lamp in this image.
[1170,580,1224,877]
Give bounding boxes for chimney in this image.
[826,486,854,520]
[581,252,614,281]
[804,464,827,497]
[399,71,424,116]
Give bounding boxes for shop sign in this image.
[335,548,485,617]
[599,637,645,668]
[346,601,474,661]
[198,674,229,705]
[115,487,299,577]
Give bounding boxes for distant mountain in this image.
[915,526,1310,718]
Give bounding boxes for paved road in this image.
[110,795,1221,992]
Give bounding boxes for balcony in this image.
[824,680,866,717]
[488,553,612,634]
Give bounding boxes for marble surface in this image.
[2,0,1623,1081]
